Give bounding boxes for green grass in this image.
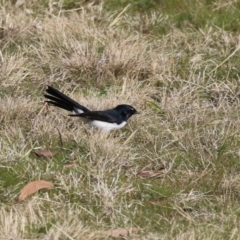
[105,0,240,35]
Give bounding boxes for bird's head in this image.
[115,104,139,120]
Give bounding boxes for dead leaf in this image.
[34,149,57,159]
[99,228,139,238]
[18,180,54,202]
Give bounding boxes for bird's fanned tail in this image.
[44,86,90,113]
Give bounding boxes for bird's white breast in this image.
[89,120,127,132]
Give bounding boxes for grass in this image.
[1,0,240,239]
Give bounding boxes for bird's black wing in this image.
[69,111,119,123]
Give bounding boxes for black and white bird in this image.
[44,86,139,132]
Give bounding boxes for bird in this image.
[44,86,139,132]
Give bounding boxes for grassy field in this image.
[1,0,240,239]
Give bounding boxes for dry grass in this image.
[1,0,240,239]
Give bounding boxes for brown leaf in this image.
[34,149,57,159]
[18,180,54,202]
[99,228,139,238]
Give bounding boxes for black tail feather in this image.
[44,86,90,113]
[45,100,74,112]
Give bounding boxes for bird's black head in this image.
[115,104,139,120]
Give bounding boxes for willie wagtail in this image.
[44,86,139,132]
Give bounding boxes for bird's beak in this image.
[135,111,140,114]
